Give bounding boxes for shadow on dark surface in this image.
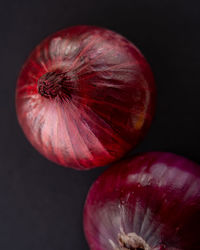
[0,0,200,249]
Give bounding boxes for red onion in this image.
[84,152,200,249]
[16,26,155,170]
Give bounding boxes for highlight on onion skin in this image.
[84,152,200,249]
[16,25,155,170]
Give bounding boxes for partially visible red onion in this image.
[16,26,155,170]
[84,152,200,249]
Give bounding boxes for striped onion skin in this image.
[84,152,200,249]
[16,26,155,170]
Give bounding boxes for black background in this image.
[1,0,200,249]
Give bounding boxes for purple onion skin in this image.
[84,152,200,249]
[16,25,155,170]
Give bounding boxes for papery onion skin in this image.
[84,152,200,249]
[16,25,155,170]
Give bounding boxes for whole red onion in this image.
[84,152,200,249]
[16,26,155,170]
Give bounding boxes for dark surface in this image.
[1,0,200,249]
